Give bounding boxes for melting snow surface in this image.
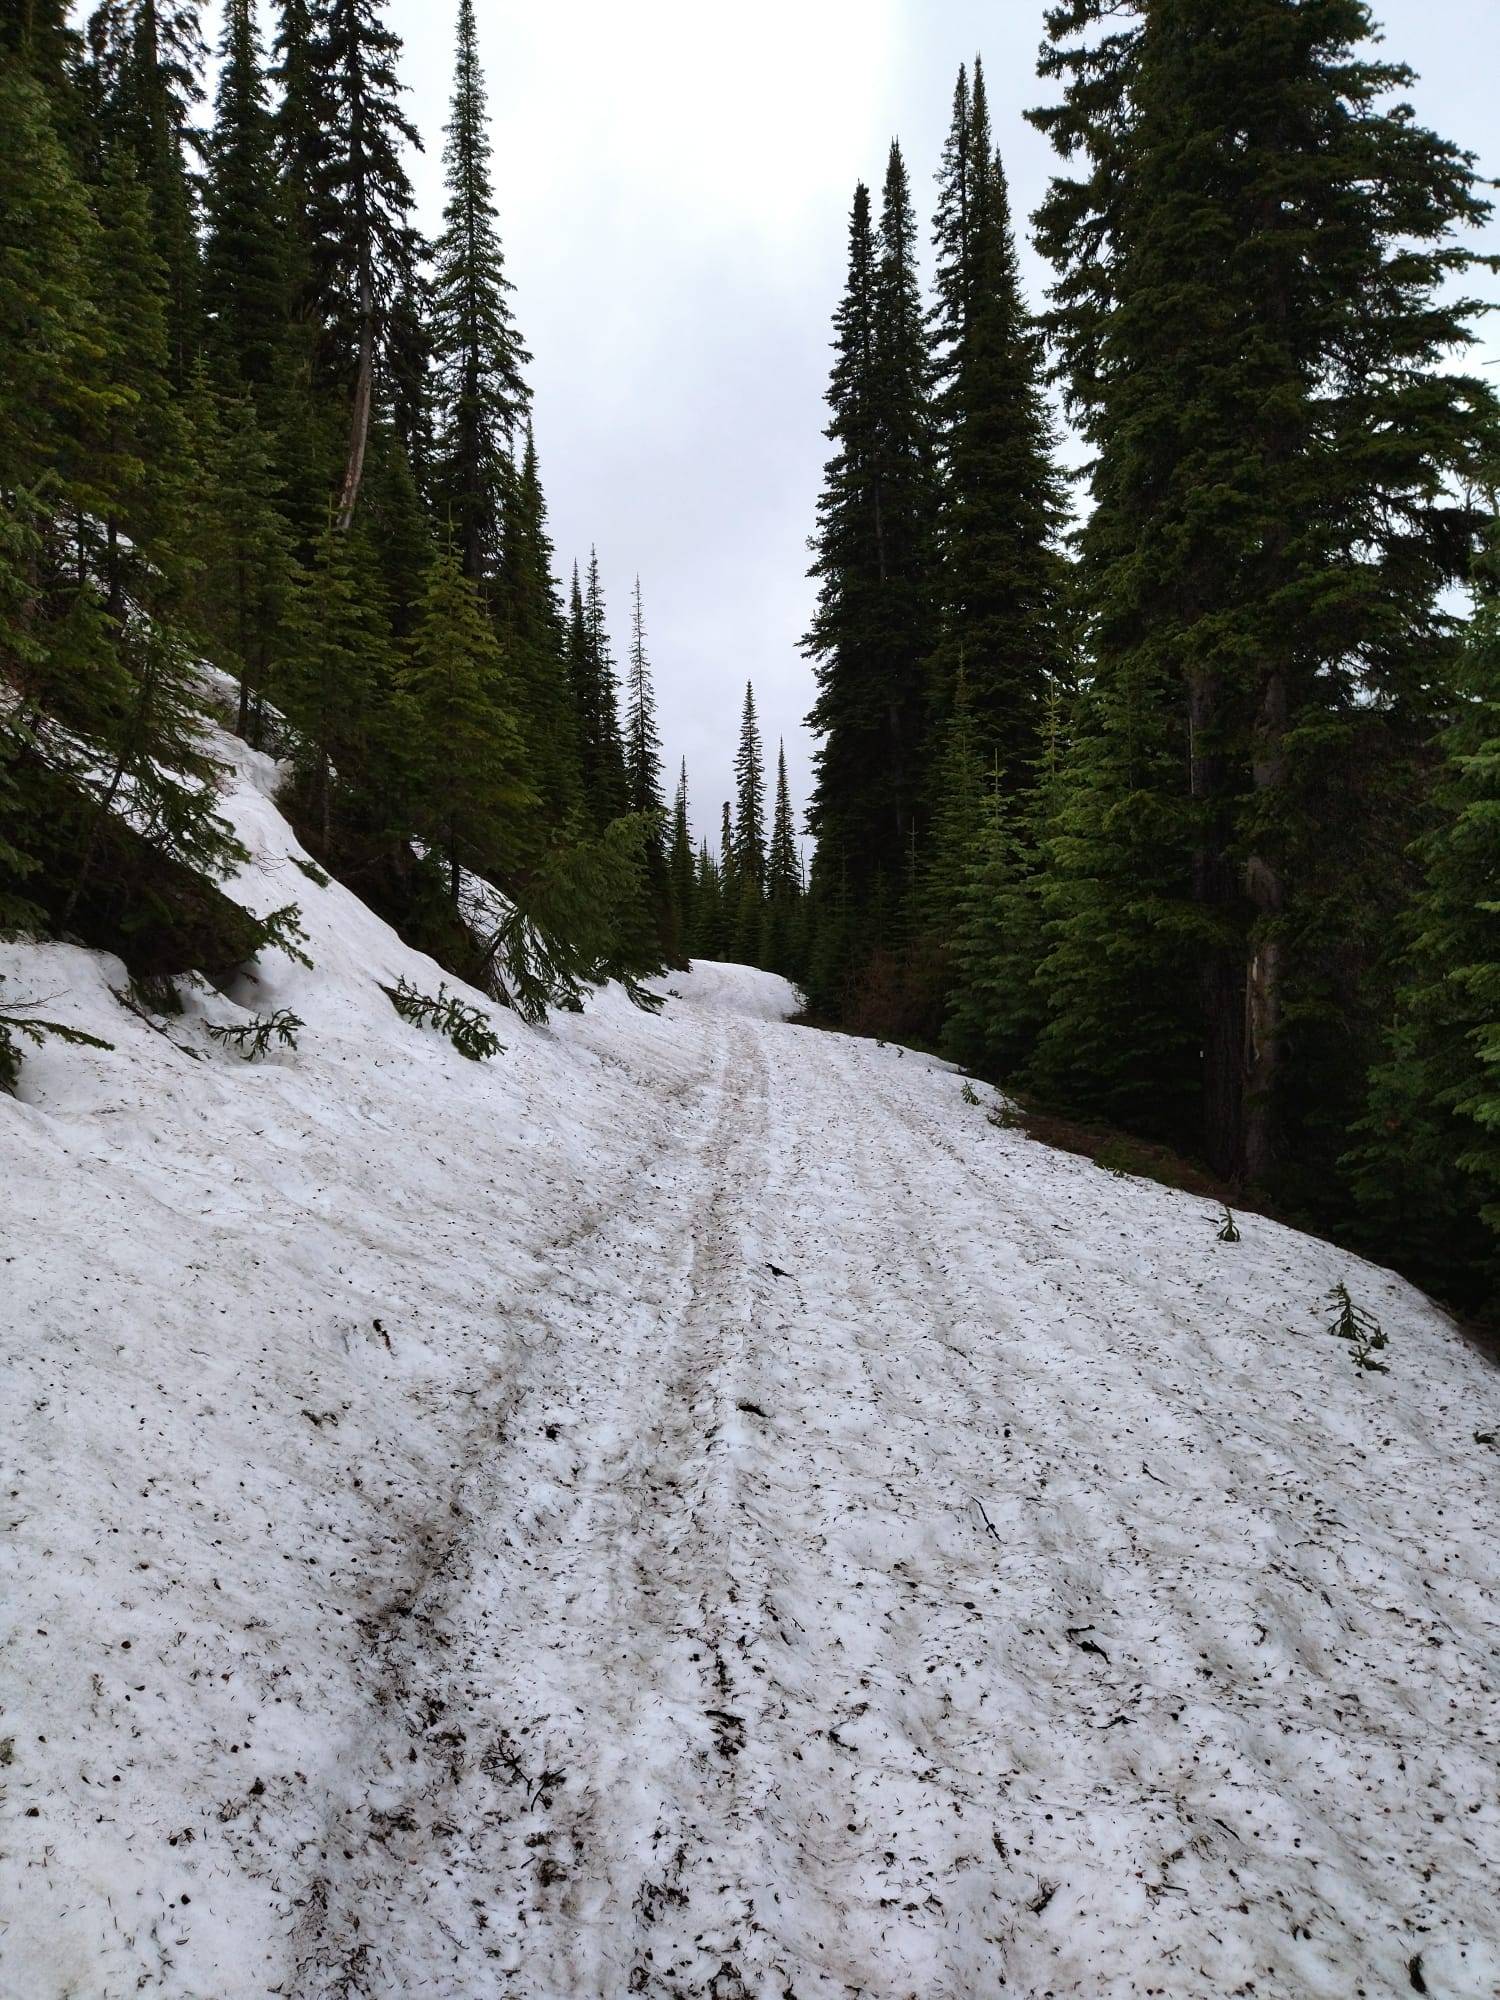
[2,732,1498,1999]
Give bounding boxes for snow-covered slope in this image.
[2,734,1497,2000]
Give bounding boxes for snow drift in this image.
[1,727,1497,1999]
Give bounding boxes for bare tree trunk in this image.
[1241,667,1288,1183]
[335,319,374,534]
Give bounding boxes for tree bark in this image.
[335,319,374,534]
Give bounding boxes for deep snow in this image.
[2,730,1498,2000]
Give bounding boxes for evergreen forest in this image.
[2,0,1497,1314]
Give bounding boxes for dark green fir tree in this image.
[306,0,421,528]
[667,757,694,963]
[1028,0,1497,1180]
[804,146,936,987]
[405,540,531,900]
[430,0,529,582]
[760,742,804,979]
[929,57,1067,777]
[1351,556,1500,1309]
[201,0,286,398]
[496,424,580,827]
[87,0,205,386]
[571,550,628,829]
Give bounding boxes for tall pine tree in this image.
[569,551,628,830]
[760,742,804,979]
[497,425,580,827]
[1029,0,1496,1181]
[804,146,936,981]
[306,0,421,529]
[87,0,205,386]
[201,0,286,398]
[733,680,766,890]
[430,0,529,583]
[929,58,1067,778]
[667,757,694,961]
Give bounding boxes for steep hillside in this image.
[1,733,1497,2000]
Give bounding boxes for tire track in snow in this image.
[288,1007,786,1997]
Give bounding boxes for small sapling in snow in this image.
[207,1009,303,1060]
[961,1080,980,1107]
[384,977,503,1060]
[1216,1205,1240,1242]
[1326,1281,1389,1372]
[292,856,330,887]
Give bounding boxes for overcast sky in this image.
[369,1,1499,846]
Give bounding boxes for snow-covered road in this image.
[290,976,1500,2000]
[3,737,1499,1999]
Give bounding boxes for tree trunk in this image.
[335,321,374,534]
[1188,666,1243,1179]
[1241,667,1288,1183]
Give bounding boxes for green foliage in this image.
[276,515,397,848]
[496,426,581,830]
[1325,1282,1389,1374]
[383,974,502,1061]
[241,899,312,967]
[1,0,677,1059]
[430,0,529,579]
[301,0,420,375]
[87,0,206,387]
[623,578,671,958]
[928,61,1067,777]
[1216,1205,1240,1244]
[1025,666,1201,1140]
[470,814,664,1021]
[569,553,629,831]
[804,154,936,932]
[666,759,694,965]
[206,1006,302,1058]
[188,381,296,742]
[943,770,1048,1082]
[1027,0,1497,1190]
[1349,568,1500,1307]
[201,0,288,398]
[757,743,805,981]
[403,540,531,896]
[733,682,766,891]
